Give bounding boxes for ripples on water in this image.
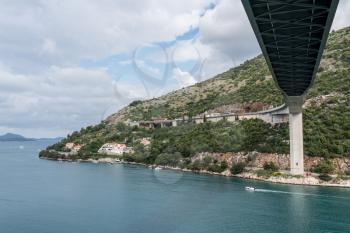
[254,188,350,200]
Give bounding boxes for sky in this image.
[0,0,350,138]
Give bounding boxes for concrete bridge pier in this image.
[289,112,304,175]
[287,97,304,175]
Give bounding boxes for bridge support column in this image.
[286,96,304,175]
[289,112,304,175]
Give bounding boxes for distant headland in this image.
[0,133,35,141]
[0,133,63,142]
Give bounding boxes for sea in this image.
[0,140,349,233]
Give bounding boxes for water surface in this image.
[0,140,349,233]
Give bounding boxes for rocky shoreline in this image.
[236,172,350,188]
[40,156,350,188]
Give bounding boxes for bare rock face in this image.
[304,157,350,172]
[332,158,350,171]
[303,92,345,108]
[191,152,248,166]
[249,153,290,169]
[221,169,231,176]
[192,152,350,173]
[104,107,129,124]
[304,157,321,171]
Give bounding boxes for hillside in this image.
[41,26,350,161]
[106,54,283,123]
[106,27,350,123]
[0,133,35,141]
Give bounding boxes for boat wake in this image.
[253,189,350,200]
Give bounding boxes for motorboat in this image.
[245,186,255,191]
[154,167,162,171]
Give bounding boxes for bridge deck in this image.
[242,0,339,97]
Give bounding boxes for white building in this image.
[65,143,75,150]
[98,143,133,155]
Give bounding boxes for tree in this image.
[220,161,229,171]
[311,160,334,174]
[155,153,182,167]
[231,162,246,175]
[78,139,104,159]
[263,161,279,172]
[191,160,203,171]
[202,156,213,169]
[241,119,269,152]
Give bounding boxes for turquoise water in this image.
[0,140,350,233]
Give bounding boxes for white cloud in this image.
[134,59,162,77]
[171,41,208,62]
[333,0,350,30]
[173,68,197,87]
[41,38,60,55]
[0,63,180,137]
[194,0,350,75]
[0,66,131,137]
[119,60,132,66]
[197,0,260,64]
[0,0,212,74]
[0,0,214,137]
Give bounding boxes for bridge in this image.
[127,104,289,129]
[241,0,339,174]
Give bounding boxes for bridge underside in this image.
[242,0,339,175]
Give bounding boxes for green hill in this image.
[106,53,283,123]
[41,26,350,161]
[106,27,350,124]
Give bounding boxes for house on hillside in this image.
[98,143,134,155]
[72,144,82,152]
[65,143,75,150]
[65,142,83,152]
[140,138,151,147]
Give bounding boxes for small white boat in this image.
[245,186,255,191]
[154,167,162,171]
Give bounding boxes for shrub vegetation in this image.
[230,162,246,175]
[263,162,279,172]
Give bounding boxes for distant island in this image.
[0,133,36,141]
[0,133,63,142]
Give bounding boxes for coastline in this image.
[39,156,350,188]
